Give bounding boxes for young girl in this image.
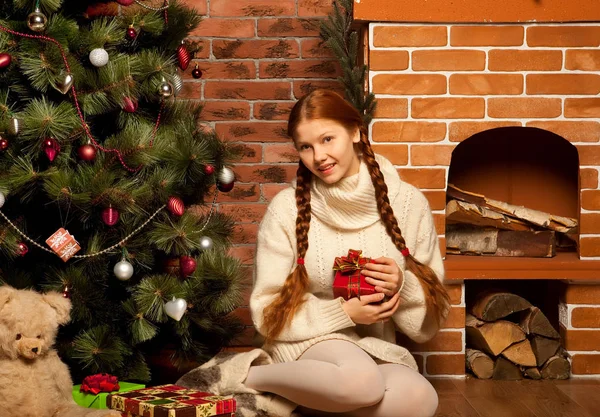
[178,89,450,417]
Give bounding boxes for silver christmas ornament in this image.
[89,48,109,67]
[158,77,174,98]
[55,73,74,94]
[172,71,183,97]
[8,117,19,136]
[217,167,235,185]
[199,236,213,251]
[27,8,48,32]
[114,259,134,281]
[0,191,5,208]
[165,297,187,321]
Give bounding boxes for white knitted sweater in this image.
[250,154,445,370]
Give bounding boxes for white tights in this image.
[244,340,439,417]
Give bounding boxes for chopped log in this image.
[501,339,537,367]
[466,314,526,356]
[493,357,523,380]
[519,307,560,339]
[466,348,494,379]
[470,291,532,321]
[446,224,555,257]
[445,200,533,232]
[530,335,560,367]
[447,184,578,234]
[540,355,570,379]
[524,367,542,380]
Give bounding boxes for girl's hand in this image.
[341,291,401,325]
[361,257,403,297]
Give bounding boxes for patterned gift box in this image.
[332,249,377,300]
[107,384,236,417]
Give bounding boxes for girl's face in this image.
[294,118,361,185]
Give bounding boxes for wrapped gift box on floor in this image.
[107,384,236,417]
[73,381,146,409]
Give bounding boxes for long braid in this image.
[261,162,312,340]
[359,134,450,326]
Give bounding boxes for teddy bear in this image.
[0,286,121,417]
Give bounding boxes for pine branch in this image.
[72,325,132,374]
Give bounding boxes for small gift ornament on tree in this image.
[332,249,377,301]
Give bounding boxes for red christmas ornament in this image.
[0,53,11,69]
[17,242,28,256]
[126,25,137,40]
[116,0,135,5]
[217,181,235,192]
[43,138,60,162]
[167,196,185,216]
[78,144,97,162]
[191,65,202,79]
[101,206,119,226]
[62,285,70,299]
[177,43,191,71]
[122,96,138,113]
[179,256,197,277]
[204,165,215,175]
[0,136,8,151]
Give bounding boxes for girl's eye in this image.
[16,334,22,340]
[323,136,333,142]
[299,144,310,151]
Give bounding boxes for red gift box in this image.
[332,249,376,301]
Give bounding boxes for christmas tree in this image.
[0,0,245,383]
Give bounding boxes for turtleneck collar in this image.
[302,154,402,230]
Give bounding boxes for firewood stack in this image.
[446,184,578,257]
[466,291,570,380]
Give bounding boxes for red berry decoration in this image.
[167,196,185,216]
[191,65,202,79]
[0,136,8,151]
[122,96,138,113]
[117,0,135,5]
[17,242,28,256]
[204,165,215,175]
[78,144,97,162]
[126,25,137,40]
[43,137,60,162]
[0,53,12,69]
[101,206,119,226]
[62,285,71,299]
[179,255,197,277]
[177,43,191,71]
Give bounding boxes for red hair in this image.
[261,89,450,340]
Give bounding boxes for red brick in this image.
[571,354,600,374]
[184,61,256,80]
[562,284,600,304]
[262,183,290,201]
[205,81,291,100]
[228,245,256,265]
[257,18,320,37]
[264,143,299,163]
[299,0,333,16]
[397,330,463,352]
[232,223,259,245]
[370,50,409,71]
[293,80,344,98]
[372,98,409,119]
[442,306,465,329]
[527,74,600,95]
[219,204,267,223]
[571,307,600,328]
[413,50,485,71]
[488,98,562,118]
[259,60,341,79]
[450,74,523,95]
[527,26,600,47]
[426,354,465,375]
[488,49,563,71]
[300,38,334,58]
[215,122,289,143]
[190,18,255,38]
[411,145,455,166]
[566,50,600,71]
[216,184,260,202]
[564,98,600,118]
[561,327,600,351]
[423,191,447,211]
[213,39,299,59]
[210,0,295,16]
[177,82,202,100]
[449,121,522,142]
[446,285,463,305]
[370,144,409,165]
[254,102,296,120]
[372,74,447,95]
[580,237,600,257]
[526,121,600,143]
[233,164,297,183]
[412,98,485,119]
[230,143,262,163]
[577,145,600,165]
[581,168,599,189]
[189,39,209,59]
[201,101,250,121]
[433,213,446,235]
[372,26,447,47]
[372,122,446,143]
[451,26,524,46]
[581,190,600,210]
[580,214,600,234]
[398,168,447,189]
[180,0,207,15]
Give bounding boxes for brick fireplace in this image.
[355,0,600,377]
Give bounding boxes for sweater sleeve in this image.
[392,194,446,344]
[250,200,355,342]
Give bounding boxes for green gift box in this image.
[72,382,145,409]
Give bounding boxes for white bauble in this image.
[217,167,235,184]
[199,236,213,251]
[114,259,134,281]
[89,48,109,67]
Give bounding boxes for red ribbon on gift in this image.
[80,373,120,395]
[333,249,373,300]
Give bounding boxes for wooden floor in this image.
[431,377,600,417]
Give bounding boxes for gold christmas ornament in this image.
[55,73,74,94]
[158,77,174,98]
[27,8,48,32]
